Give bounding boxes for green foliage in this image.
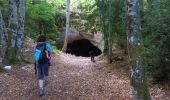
[0,67,3,72]
[53,46,63,54]
[94,0,125,59]
[29,1,56,34]
[55,10,65,29]
[143,0,170,82]
[25,0,65,40]
[92,0,170,82]
[46,32,59,45]
[70,0,98,31]
[31,2,54,22]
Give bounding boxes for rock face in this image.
[57,27,104,52]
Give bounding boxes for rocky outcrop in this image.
[57,27,104,52]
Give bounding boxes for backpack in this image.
[34,43,50,63]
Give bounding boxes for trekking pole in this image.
[34,61,37,75]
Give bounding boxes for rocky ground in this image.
[0,44,169,100]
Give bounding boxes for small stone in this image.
[3,66,12,73]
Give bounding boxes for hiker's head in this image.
[37,35,46,42]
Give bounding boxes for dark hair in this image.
[37,35,46,42]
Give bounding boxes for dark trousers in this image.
[36,62,49,80]
[91,55,95,62]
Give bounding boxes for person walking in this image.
[34,35,52,96]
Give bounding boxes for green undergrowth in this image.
[52,46,63,54]
[25,37,35,44]
[0,67,4,72]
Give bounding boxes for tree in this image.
[97,0,108,55]
[0,8,7,66]
[17,0,26,59]
[6,0,19,63]
[5,0,26,63]
[126,0,150,99]
[108,2,112,63]
[95,0,114,63]
[62,0,70,52]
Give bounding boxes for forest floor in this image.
[0,44,170,100]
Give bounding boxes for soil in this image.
[0,44,169,100]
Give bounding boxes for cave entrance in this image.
[66,39,102,57]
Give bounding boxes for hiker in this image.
[89,50,95,62]
[34,35,52,96]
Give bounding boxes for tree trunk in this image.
[103,19,108,55]
[108,2,112,63]
[6,0,19,63]
[17,0,25,59]
[126,0,151,99]
[96,0,111,62]
[0,8,6,66]
[62,0,70,52]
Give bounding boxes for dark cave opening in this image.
[66,39,102,57]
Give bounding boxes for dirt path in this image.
[0,45,169,100]
[44,54,131,100]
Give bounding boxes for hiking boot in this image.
[44,80,48,86]
[39,87,45,96]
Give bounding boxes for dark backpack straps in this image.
[44,43,46,50]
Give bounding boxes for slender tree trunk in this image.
[96,0,110,61]
[98,1,108,56]
[6,0,19,63]
[108,2,112,63]
[126,0,151,99]
[99,13,108,56]
[103,18,108,55]
[62,0,70,52]
[17,0,25,59]
[0,9,3,66]
[0,8,6,66]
